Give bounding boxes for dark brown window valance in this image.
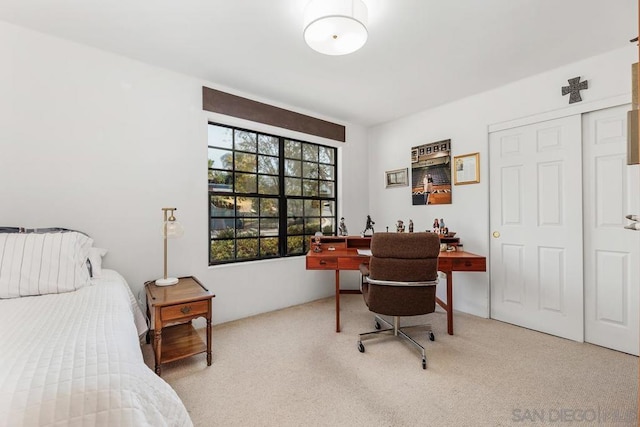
[202,87,345,143]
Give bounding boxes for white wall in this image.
[0,21,369,324]
[368,45,636,318]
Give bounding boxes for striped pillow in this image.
[0,231,93,298]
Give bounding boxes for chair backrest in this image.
[368,232,440,283]
[365,232,440,317]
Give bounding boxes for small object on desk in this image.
[396,219,405,233]
[357,249,372,256]
[408,219,414,233]
[338,217,348,236]
[362,215,375,236]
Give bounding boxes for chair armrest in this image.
[365,277,438,287]
[359,264,370,277]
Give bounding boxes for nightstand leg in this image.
[206,317,212,366]
[154,329,162,375]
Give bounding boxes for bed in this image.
[0,230,193,426]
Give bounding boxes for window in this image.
[208,123,337,265]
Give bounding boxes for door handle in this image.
[492,231,500,238]
[625,214,640,230]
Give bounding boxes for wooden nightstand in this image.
[145,276,215,375]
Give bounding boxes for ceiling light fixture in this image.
[303,0,368,56]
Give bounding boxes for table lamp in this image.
[156,207,184,286]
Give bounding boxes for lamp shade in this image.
[162,220,184,239]
[303,0,368,56]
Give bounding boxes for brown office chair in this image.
[357,232,440,369]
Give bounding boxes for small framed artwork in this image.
[385,168,409,188]
[453,152,480,185]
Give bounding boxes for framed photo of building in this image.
[385,168,408,188]
[410,139,452,205]
[453,152,480,185]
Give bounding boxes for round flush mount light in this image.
[303,0,368,56]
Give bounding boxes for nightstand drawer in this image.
[161,300,209,322]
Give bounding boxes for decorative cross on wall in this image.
[561,77,588,104]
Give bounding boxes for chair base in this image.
[357,315,434,369]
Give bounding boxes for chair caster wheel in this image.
[374,321,381,330]
[357,342,365,353]
[429,332,435,341]
[422,359,427,369]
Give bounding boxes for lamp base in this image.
[155,277,179,286]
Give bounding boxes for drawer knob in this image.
[180,306,192,315]
[319,260,327,265]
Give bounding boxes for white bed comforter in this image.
[0,269,193,427]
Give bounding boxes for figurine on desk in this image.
[338,217,348,236]
[362,215,375,236]
[408,219,414,233]
[396,219,405,232]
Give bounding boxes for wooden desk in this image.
[306,246,486,334]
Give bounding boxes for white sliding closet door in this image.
[489,115,584,341]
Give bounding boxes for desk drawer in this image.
[338,257,368,270]
[161,300,209,322]
[451,258,486,271]
[307,257,338,270]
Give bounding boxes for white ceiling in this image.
[0,0,636,126]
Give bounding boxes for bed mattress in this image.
[0,269,193,426]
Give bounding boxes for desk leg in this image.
[335,270,341,333]
[446,271,453,335]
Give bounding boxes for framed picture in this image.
[385,168,408,188]
[453,152,480,185]
[410,139,452,205]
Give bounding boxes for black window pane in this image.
[302,162,319,179]
[258,135,279,155]
[302,143,318,162]
[258,155,279,175]
[238,197,258,216]
[284,140,301,159]
[260,199,279,216]
[304,199,320,217]
[235,130,257,152]
[260,237,279,256]
[211,239,234,261]
[208,125,233,149]
[235,173,257,193]
[259,220,279,237]
[258,175,278,195]
[319,146,334,164]
[319,164,334,180]
[287,236,304,255]
[235,152,257,173]
[285,159,301,177]
[236,238,258,259]
[208,147,233,171]
[285,177,301,196]
[303,180,318,197]
[209,171,233,191]
[320,181,334,198]
[304,217,321,234]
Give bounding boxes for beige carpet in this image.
[142,295,638,426]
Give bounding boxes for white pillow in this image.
[0,231,93,298]
[88,247,108,278]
